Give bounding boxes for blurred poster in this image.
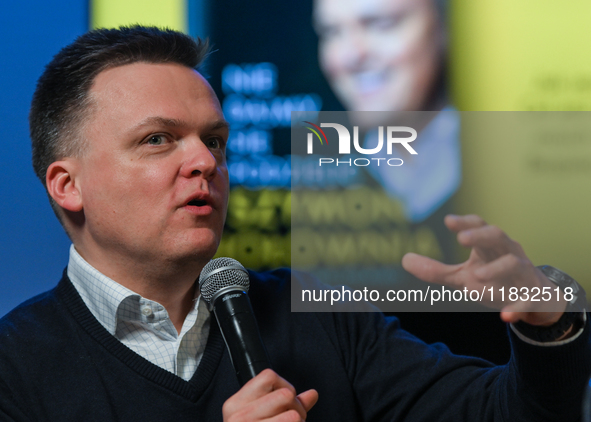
[204,0,460,289]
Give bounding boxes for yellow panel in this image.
[450,0,591,111]
[455,113,591,290]
[91,0,186,32]
[449,1,591,291]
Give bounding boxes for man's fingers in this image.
[456,224,510,249]
[444,214,487,233]
[222,370,316,422]
[297,389,319,412]
[500,310,521,324]
[237,369,295,404]
[224,388,306,422]
[402,253,459,285]
[264,387,308,420]
[223,370,298,419]
[472,253,529,282]
[457,225,524,264]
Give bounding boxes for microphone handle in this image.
[212,291,271,386]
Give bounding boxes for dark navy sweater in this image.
[0,268,589,421]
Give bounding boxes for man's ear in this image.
[46,159,83,212]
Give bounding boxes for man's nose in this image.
[339,30,369,70]
[180,138,218,180]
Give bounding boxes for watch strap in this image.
[514,265,587,342]
[514,311,584,343]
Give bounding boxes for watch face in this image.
[537,265,588,312]
[542,266,575,286]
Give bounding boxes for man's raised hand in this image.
[402,214,566,327]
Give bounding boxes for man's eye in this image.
[368,14,404,32]
[206,137,222,149]
[146,135,167,145]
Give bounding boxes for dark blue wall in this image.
[0,1,88,316]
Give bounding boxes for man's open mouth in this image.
[187,199,208,207]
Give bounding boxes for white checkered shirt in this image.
[67,245,210,381]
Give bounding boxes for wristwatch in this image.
[514,265,587,342]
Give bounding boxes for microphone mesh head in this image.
[199,257,250,304]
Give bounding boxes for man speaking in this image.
[0,26,589,421]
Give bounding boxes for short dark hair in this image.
[29,25,209,217]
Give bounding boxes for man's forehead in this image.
[314,0,422,25]
[90,62,209,94]
[88,62,221,116]
[84,62,226,137]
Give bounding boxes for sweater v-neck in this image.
[55,274,226,402]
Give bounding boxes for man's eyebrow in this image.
[209,120,231,131]
[131,117,184,131]
[131,117,230,132]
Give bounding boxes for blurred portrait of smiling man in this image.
[314,0,446,122]
[313,0,459,260]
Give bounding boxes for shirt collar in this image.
[66,245,201,336]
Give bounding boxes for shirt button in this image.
[141,306,153,316]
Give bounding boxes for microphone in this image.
[199,257,271,386]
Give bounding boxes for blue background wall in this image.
[0,1,88,316]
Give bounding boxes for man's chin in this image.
[172,232,222,263]
[346,109,403,130]
[169,244,220,274]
